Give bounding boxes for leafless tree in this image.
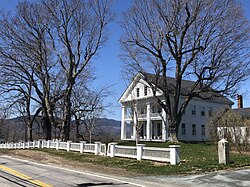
[0,1,61,140]
[71,80,111,142]
[43,0,113,141]
[120,0,250,142]
[0,0,113,141]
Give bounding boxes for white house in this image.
[119,73,234,142]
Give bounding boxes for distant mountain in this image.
[0,116,123,142]
[98,118,121,130]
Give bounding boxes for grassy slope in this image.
[1,141,249,176]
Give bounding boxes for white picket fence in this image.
[107,143,180,165]
[0,140,106,156]
[0,140,180,165]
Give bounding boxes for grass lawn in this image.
[1,141,249,176]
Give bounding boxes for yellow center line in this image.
[0,165,53,187]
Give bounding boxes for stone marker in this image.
[218,138,230,164]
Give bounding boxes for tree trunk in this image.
[24,123,27,142]
[27,123,33,142]
[43,115,51,140]
[75,120,80,142]
[60,92,72,141]
[168,119,179,143]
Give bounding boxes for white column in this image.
[121,105,126,140]
[162,108,167,141]
[133,106,137,139]
[146,102,151,140]
[133,122,136,139]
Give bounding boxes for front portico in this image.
[120,102,168,142]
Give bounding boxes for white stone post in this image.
[137,144,145,161]
[218,139,230,164]
[67,141,72,152]
[47,140,51,149]
[109,142,117,157]
[146,103,151,140]
[162,108,167,141]
[95,142,101,155]
[169,145,180,165]
[22,142,25,149]
[80,141,86,153]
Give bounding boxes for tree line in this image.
[0,0,113,141]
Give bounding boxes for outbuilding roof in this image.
[232,108,250,118]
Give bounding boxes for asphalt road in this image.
[137,169,250,187]
[0,156,249,187]
[0,156,148,187]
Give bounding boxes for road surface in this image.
[0,156,152,187]
[0,155,249,187]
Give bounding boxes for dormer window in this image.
[144,85,148,96]
[136,88,140,97]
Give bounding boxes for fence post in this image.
[33,141,36,148]
[47,140,51,149]
[42,140,46,148]
[56,140,59,150]
[218,138,230,164]
[169,145,181,165]
[67,141,72,152]
[109,142,117,157]
[38,140,43,149]
[137,144,145,161]
[80,141,86,153]
[95,142,101,155]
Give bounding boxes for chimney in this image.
[237,95,243,108]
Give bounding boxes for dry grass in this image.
[3,149,141,177]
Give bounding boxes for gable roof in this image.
[143,73,234,105]
[119,72,234,105]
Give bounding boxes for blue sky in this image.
[0,0,250,121]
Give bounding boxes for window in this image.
[157,123,162,136]
[208,108,213,117]
[181,123,186,135]
[144,85,148,96]
[202,125,205,136]
[191,105,196,115]
[126,107,132,116]
[136,88,140,97]
[201,106,205,116]
[192,124,196,136]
